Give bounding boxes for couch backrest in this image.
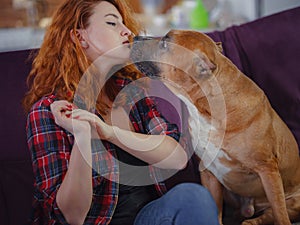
[0,49,36,225]
[0,49,35,161]
[207,7,300,152]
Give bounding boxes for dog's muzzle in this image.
[130,35,162,78]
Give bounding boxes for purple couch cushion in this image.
[0,49,35,225]
[0,49,35,161]
[0,161,33,225]
[207,7,300,153]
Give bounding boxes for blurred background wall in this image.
[0,0,300,52]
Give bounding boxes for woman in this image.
[23,0,219,224]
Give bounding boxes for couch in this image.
[0,6,299,225]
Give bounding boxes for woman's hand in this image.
[50,101,92,163]
[50,100,91,137]
[69,108,113,141]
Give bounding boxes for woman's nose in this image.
[120,24,132,37]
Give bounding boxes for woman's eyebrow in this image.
[104,13,119,19]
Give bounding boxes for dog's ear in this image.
[216,42,223,53]
[193,54,216,77]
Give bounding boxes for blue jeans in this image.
[134,183,220,225]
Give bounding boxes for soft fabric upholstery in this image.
[206,7,300,149]
[0,50,35,225]
[0,7,299,225]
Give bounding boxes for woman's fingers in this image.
[68,108,112,140]
[50,100,73,112]
[51,101,74,120]
[69,109,99,123]
[50,101,91,135]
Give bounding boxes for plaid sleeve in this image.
[26,98,72,224]
[136,96,181,141]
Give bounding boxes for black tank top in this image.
[109,147,158,225]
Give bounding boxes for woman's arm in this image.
[56,141,93,225]
[50,100,93,225]
[70,108,188,170]
[27,99,94,225]
[108,126,187,169]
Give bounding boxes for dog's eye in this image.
[159,39,168,50]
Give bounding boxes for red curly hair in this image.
[23,0,144,113]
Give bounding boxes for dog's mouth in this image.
[130,35,163,79]
[133,61,161,78]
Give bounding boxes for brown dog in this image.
[130,30,300,225]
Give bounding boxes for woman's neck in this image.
[92,54,126,76]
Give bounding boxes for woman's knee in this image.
[135,183,219,225]
[164,183,216,206]
[169,183,211,197]
[161,183,219,224]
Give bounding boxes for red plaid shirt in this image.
[26,77,181,224]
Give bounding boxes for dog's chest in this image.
[177,94,232,184]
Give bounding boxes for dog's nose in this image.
[133,35,162,43]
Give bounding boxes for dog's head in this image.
[130,30,222,84]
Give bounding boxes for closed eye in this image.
[159,37,169,50]
[106,21,116,26]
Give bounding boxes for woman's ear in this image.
[70,29,89,48]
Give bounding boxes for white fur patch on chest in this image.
[176,94,232,183]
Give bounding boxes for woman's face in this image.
[82,1,132,63]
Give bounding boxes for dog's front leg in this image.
[255,164,291,225]
[200,169,224,225]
